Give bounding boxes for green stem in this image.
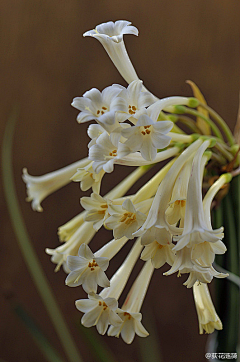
[176,115,202,134]
[2,109,83,362]
[184,107,224,140]
[199,103,235,146]
[214,143,234,162]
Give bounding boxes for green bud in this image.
[230,144,239,155]
[221,173,232,183]
[191,133,201,141]
[173,105,186,114]
[200,136,216,147]
[167,115,178,123]
[188,97,200,108]
[203,150,212,161]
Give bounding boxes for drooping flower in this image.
[75,292,122,335]
[80,193,111,231]
[71,161,105,194]
[135,139,204,242]
[193,282,222,334]
[173,141,224,252]
[108,260,154,343]
[65,244,110,293]
[76,238,143,336]
[164,246,227,288]
[89,131,123,173]
[105,199,147,239]
[141,240,175,269]
[46,220,96,272]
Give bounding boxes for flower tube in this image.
[108,260,154,343]
[22,158,89,211]
[193,282,222,334]
[83,21,140,86]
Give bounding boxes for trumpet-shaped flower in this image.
[87,124,106,148]
[58,211,86,242]
[83,21,140,85]
[46,220,96,272]
[193,282,222,334]
[173,141,224,252]
[105,199,147,239]
[120,114,173,161]
[141,240,175,269]
[108,310,149,344]
[71,162,105,194]
[75,292,122,335]
[72,85,124,128]
[80,193,111,231]
[65,244,110,293]
[22,158,89,211]
[135,139,204,243]
[164,246,227,288]
[108,260,153,343]
[115,80,156,123]
[89,131,124,173]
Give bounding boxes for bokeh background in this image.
[0,1,239,362]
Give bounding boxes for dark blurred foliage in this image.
[0,1,239,361]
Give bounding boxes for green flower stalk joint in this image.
[23,20,240,345]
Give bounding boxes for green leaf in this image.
[2,108,83,362]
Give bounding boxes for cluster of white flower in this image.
[23,20,239,343]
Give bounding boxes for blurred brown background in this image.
[0,1,239,362]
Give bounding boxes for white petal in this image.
[82,306,101,327]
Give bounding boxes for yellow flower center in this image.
[97,106,108,116]
[109,149,117,157]
[128,105,137,115]
[98,301,108,310]
[174,200,186,207]
[141,125,152,135]
[120,212,136,225]
[88,259,99,271]
[123,312,132,320]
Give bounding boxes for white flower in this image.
[193,282,222,334]
[135,139,204,243]
[71,161,105,194]
[22,158,89,211]
[87,124,105,148]
[75,238,143,336]
[80,193,111,231]
[46,221,96,272]
[58,211,86,242]
[115,80,156,123]
[141,241,175,269]
[120,113,173,161]
[165,158,192,225]
[65,244,110,293]
[105,199,147,239]
[115,144,180,167]
[108,310,149,344]
[71,85,124,129]
[75,292,122,335]
[89,131,123,174]
[173,141,224,252]
[83,21,140,85]
[107,260,153,343]
[164,246,227,288]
